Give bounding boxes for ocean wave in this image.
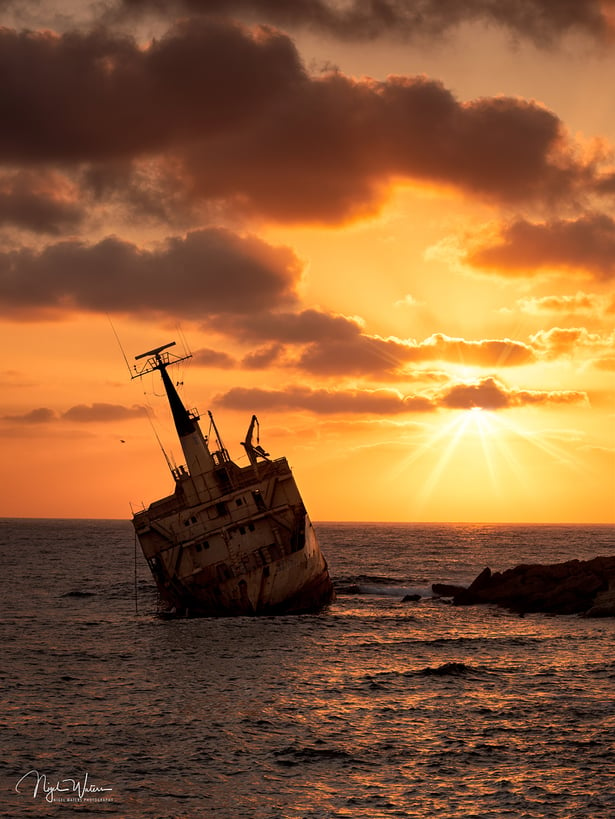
[60,590,97,598]
[333,574,431,598]
[415,661,484,677]
[273,743,358,767]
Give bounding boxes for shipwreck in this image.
[131,342,334,616]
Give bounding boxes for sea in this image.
[2,519,614,819]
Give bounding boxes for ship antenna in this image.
[107,314,132,378]
[208,410,226,453]
[176,323,192,358]
[134,529,139,615]
[146,407,174,474]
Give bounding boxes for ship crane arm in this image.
[241,414,270,466]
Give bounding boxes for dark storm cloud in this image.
[117,0,615,45]
[180,73,584,221]
[0,20,302,163]
[0,171,83,233]
[466,213,615,280]
[0,228,300,318]
[215,376,588,414]
[0,21,607,224]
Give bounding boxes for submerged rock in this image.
[334,583,361,595]
[432,583,468,598]
[432,555,615,616]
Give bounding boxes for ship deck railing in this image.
[136,457,292,520]
[226,457,291,490]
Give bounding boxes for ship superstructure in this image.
[131,343,334,616]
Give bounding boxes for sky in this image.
[0,0,614,522]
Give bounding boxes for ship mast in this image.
[133,342,215,479]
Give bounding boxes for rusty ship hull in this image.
[131,343,334,617]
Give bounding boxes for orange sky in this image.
[0,0,614,522]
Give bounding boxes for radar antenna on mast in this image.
[131,341,196,440]
[132,341,192,379]
[135,341,176,361]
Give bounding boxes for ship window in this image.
[239,526,245,535]
[191,516,197,524]
[184,519,190,527]
[203,540,210,549]
[216,501,228,517]
[235,498,243,507]
[248,523,255,532]
[195,543,202,552]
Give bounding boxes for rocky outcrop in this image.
[431,582,467,598]
[585,587,615,618]
[432,555,615,616]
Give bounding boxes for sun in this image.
[379,397,592,521]
[420,408,500,498]
[386,406,512,509]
